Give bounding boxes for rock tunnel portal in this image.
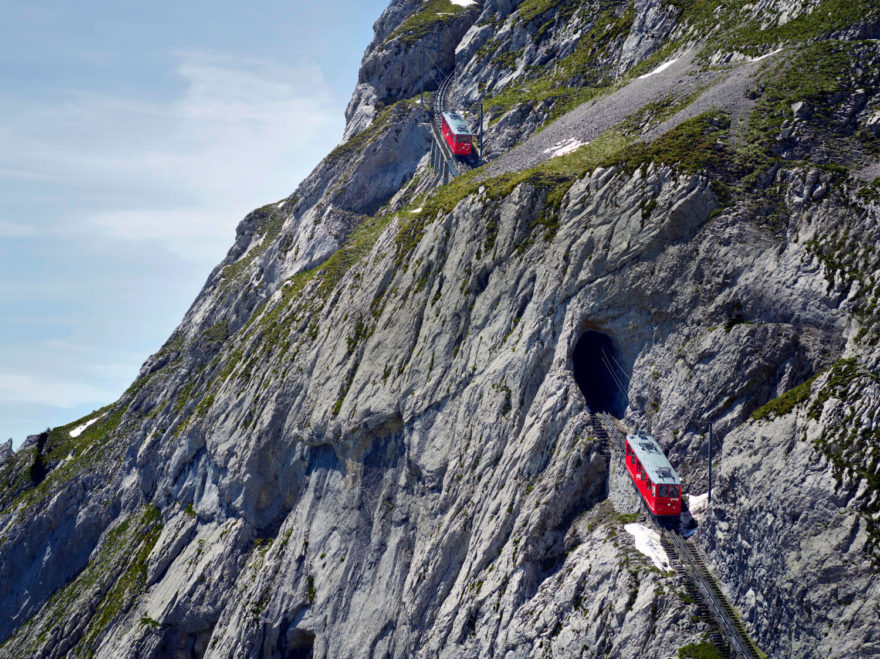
[572,330,628,419]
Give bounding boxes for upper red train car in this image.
[441,111,473,156]
[625,430,681,517]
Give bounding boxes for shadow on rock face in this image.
[572,330,628,419]
[285,627,315,659]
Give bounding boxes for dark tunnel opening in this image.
[572,330,628,419]
[284,629,315,659]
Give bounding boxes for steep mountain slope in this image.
[2,0,880,657]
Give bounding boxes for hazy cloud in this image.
[0,372,119,409]
[0,221,34,237]
[0,50,340,260]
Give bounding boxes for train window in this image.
[669,486,679,498]
[658,485,668,498]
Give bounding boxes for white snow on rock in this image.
[638,58,678,79]
[544,138,587,158]
[70,415,103,438]
[624,523,671,571]
[749,48,782,62]
[410,207,423,213]
[276,200,286,208]
[688,492,709,524]
[450,0,476,6]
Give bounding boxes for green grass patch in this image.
[327,102,399,162]
[615,110,731,175]
[201,320,229,345]
[484,3,633,125]
[733,41,855,189]
[386,0,473,46]
[808,358,863,421]
[2,506,163,656]
[311,213,394,300]
[678,640,725,659]
[751,374,818,421]
[396,130,632,262]
[517,0,579,26]
[669,0,880,57]
[139,616,160,629]
[0,405,123,518]
[220,203,286,286]
[76,507,163,652]
[619,88,707,137]
[804,358,880,566]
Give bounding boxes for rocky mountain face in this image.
[2,0,880,657]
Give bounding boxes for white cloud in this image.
[0,221,34,237]
[0,50,341,262]
[0,50,348,445]
[88,208,234,259]
[0,339,144,414]
[0,372,118,408]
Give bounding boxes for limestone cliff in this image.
[2,0,880,657]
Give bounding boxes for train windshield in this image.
[658,485,668,497]
[669,486,679,498]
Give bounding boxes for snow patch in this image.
[624,523,671,571]
[276,200,286,208]
[450,0,476,6]
[688,492,709,523]
[70,415,104,438]
[638,58,678,79]
[544,138,587,158]
[749,48,782,62]
[410,207,423,213]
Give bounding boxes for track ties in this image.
[595,411,760,659]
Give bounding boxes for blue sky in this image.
[0,0,389,447]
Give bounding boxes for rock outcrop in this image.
[2,1,880,658]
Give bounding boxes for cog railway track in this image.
[591,412,762,659]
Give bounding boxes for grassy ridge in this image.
[386,0,473,46]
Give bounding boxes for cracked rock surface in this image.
[2,1,880,658]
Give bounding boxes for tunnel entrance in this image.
[572,330,628,419]
[283,628,315,659]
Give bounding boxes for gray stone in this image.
[0,439,11,466]
[2,1,880,658]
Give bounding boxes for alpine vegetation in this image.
[2,0,880,657]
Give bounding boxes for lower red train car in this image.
[625,430,681,517]
[441,111,473,156]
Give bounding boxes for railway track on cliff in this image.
[663,532,762,659]
[428,70,479,181]
[592,412,762,659]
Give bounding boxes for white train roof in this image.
[626,430,680,485]
[442,111,471,135]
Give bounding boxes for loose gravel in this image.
[482,48,788,179]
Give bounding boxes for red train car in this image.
[441,111,473,156]
[625,430,681,517]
